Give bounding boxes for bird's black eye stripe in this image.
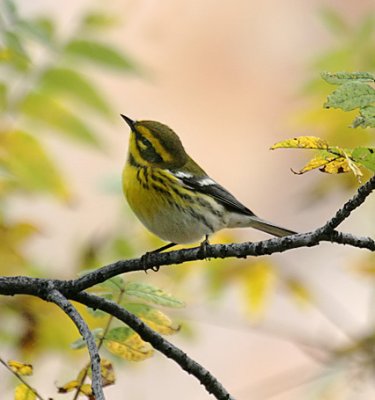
[135,132,163,163]
[136,132,152,148]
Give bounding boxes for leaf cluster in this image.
[59,275,184,399]
[273,72,375,181]
[0,0,135,200]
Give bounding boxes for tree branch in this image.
[0,176,374,400]
[71,291,235,400]
[70,231,374,291]
[319,174,375,232]
[45,288,104,400]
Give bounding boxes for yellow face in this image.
[125,120,188,169]
[127,125,170,167]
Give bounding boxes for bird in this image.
[121,114,296,252]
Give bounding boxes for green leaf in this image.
[352,147,375,172]
[21,91,100,146]
[0,131,69,199]
[3,0,18,20]
[81,12,119,31]
[0,83,7,111]
[111,237,134,258]
[4,31,26,57]
[64,39,134,71]
[324,82,375,111]
[105,326,132,342]
[100,276,126,292]
[3,31,29,70]
[352,105,375,128]
[17,17,55,45]
[71,328,104,349]
[321,71,375,85]
[39,67,112,116]
[125,282,185,308]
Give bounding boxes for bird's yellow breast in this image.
[122,162,226,243]
[122,163,159,223]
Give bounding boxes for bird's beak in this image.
[120,114,136,130]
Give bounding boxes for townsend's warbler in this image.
[121,115,296,250]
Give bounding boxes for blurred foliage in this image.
[0,0,156,397]
[0,0,136,278]
[1,3,375,400]
[0,0,186,396]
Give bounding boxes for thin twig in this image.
[72,286,125,400]
[46,288,105,400]
[0,357,46,400]
[320,174,375,232]
[72,291,236,400]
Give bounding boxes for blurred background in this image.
[1,0,375,399]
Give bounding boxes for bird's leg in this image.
[198,235,210,259]
[141,242,177,272]
[151,242,177,253]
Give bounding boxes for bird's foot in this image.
[198,235,210,259]
[141,242,177,272]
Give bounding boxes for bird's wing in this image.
[171,170,256,217]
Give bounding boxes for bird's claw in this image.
[198,235,210,259]
[140,252,160,272]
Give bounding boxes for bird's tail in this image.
[248,216,297,237]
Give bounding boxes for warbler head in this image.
[121,115,188,169]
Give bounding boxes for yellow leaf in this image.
[285,279,313,307]
[126,303,180,335]
[8,360,33,376]
[76,366,88,382]
[0,221,38,270]
[57,379,80,393]
[80,384,93,396]
[291,149,363,180]
[271,136,329,150]
[105,329,154,361]
[319,157,351,174]
[0,130,70,200]
[86,358,115,387]
[57,379,93,396]
[292,154,352,175]
[141,312,179,335]
[14,384,36,400]
[100,358,115,386]
[242,261,276,319]
[294,155,335,174]
[356,264,375,276]
[352,255,375,276]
